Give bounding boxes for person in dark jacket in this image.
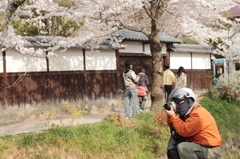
[137,67,149,112]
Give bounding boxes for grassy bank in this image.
[0,97,240,159]
[0,111,169,159]
[200,97,240,158]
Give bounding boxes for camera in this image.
[164,102,176,110]
[164,103,171,110]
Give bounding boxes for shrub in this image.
[200,97,240,141]
[205,70,240,102]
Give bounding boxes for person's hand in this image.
[165,106,175,118]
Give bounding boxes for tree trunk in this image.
[149,31,164,111]
[0,0,26,31]
[149,0,165,111]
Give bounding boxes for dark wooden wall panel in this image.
[105,73,111,99]
[6,77,13,106]
[10,77,18,106]
[26,77,30,105]
[18,78,24,107]
[80,74,85,101]
[0,66,211,108]
[91,74,96,100]
[111,73,117,99]
[43,75,49,105]
[172,69,212,91]
[95,74,102,100]
[0,78,3,106]
[74,74,80,103]
[85,73,91,101]
[32,75,43,106]
[118,54,153,93]
[71,74,77,103]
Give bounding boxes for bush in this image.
[200,97,240,141]
[205,71,240,102]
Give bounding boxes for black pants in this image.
[164,85,173,100]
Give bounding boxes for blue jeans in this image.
[124,87,138,118]
[138,96,147,110]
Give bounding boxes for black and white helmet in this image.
[168,88,197,115]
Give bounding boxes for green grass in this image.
[0,98,240,158]
[200,97,240,158]
[0,111,169,159]
[200,97,240,141]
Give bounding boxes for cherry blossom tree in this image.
[0,0,237,111]
[0,0,26,31]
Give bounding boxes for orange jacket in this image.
[167,103,222,147]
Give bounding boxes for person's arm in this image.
[146,75,149,85]
[129,71,139,83]
[166,106,176,127]
[163,72,165,84]
[183,73,187,87]
[168,112,202,137]
[171,72,175,84]
[174,76,178,88]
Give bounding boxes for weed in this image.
[45,104,87,128]
[45,108,57,129]
[66,104,87,126]
[20,134,37,147]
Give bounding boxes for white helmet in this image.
[168,88,197,115]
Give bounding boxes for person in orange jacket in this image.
[165,88,222,159]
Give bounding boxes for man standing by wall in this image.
[122,60,140,119]
[163,64,175,100]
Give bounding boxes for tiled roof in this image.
[168,44,214,53]
[117,29,181,43]
[223,6,240,18]
[22,36,115,49]
[2,29,181,49]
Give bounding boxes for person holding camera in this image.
[122,60,140,119]
[165,88,222,159]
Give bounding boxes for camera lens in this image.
[164,103,170,110]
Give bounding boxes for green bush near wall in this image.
[200,97,240,141]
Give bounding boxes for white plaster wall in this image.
[85,50,116,70]
[120,41,167,54]
[0,51,3,73]
[6,49,47,72]
[161,43,167,54]
[192,53,211,69]
[86,50,117,70]
[119,41,143,53]
[170,52,191,69]
[143,43,166,54]
[144,43,151,54]
[49,48,84,71]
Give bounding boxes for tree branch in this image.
[154,0,162,19]
[143,5,155,21]
[118,19,150,37]
[0,0,26,31]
